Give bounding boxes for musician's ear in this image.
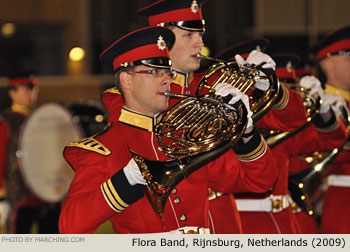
[120,71,132,93]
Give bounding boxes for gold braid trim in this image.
[272,83,289,110]
[103,87,121,95]
[317,115,341,133]
[236,135,267,161]
[171,72,193,87]
[66,137,111,156]
[101,180,129,212]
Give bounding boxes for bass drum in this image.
[16,102,107,203]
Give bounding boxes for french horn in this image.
[196,54,280,121]
[131,93,248,215]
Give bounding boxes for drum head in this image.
[17,103,83,203]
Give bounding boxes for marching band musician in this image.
[0,75,38,233]
[136,0,283,234]
[271,54,347,234]
[311,25,350,233]
[0,75,61,233]
[59,26,278,234]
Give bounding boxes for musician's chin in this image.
[187,60,201,73]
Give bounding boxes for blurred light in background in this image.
[1,23,16,38]
[69,47,85,62]
[95,114,104,123]
[201,46,210,57]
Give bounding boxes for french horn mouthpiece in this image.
[196,54,225,62]
[164,92,190,98]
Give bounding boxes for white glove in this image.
[246,50,276,70]
[323,93,349,119]
[235,50,276,91]
[299,75,330,113]
[0,200,11,226]
[215,83,253,129]
[123,158,147,186]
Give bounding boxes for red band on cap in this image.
[317,39,350,60]
[148,8,203,26]
[295,68,315,77]
[8,78,38,86]
[113,44,170,71]
[275,68,296,80]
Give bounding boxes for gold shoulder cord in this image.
[103,87,121,95]
[66,137,111,156]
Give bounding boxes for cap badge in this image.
[157,36,166,51]
[191,0,199,13]
[286,61,293,73]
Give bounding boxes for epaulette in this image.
[66,137,111,156]
[103,87,121,95]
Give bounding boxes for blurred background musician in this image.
[311,25,350,234]
[0,74,61,233]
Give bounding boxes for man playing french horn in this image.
[311,25,350,233]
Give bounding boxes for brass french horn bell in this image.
[288,102,350,214]
[288,147,344,215]
[196,54,280,121]
[131,93,248,215]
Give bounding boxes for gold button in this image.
[290,201,298,211]
[180,214,187,221]
[172,188,177,194]
[174,197,180,204]
[185,90,191,95]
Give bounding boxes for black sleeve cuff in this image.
[233,125,267,161]
[313,108,339,131]
[101,169,144,212]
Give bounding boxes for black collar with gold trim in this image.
[118,107,161,132]
[171,70,193,87]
